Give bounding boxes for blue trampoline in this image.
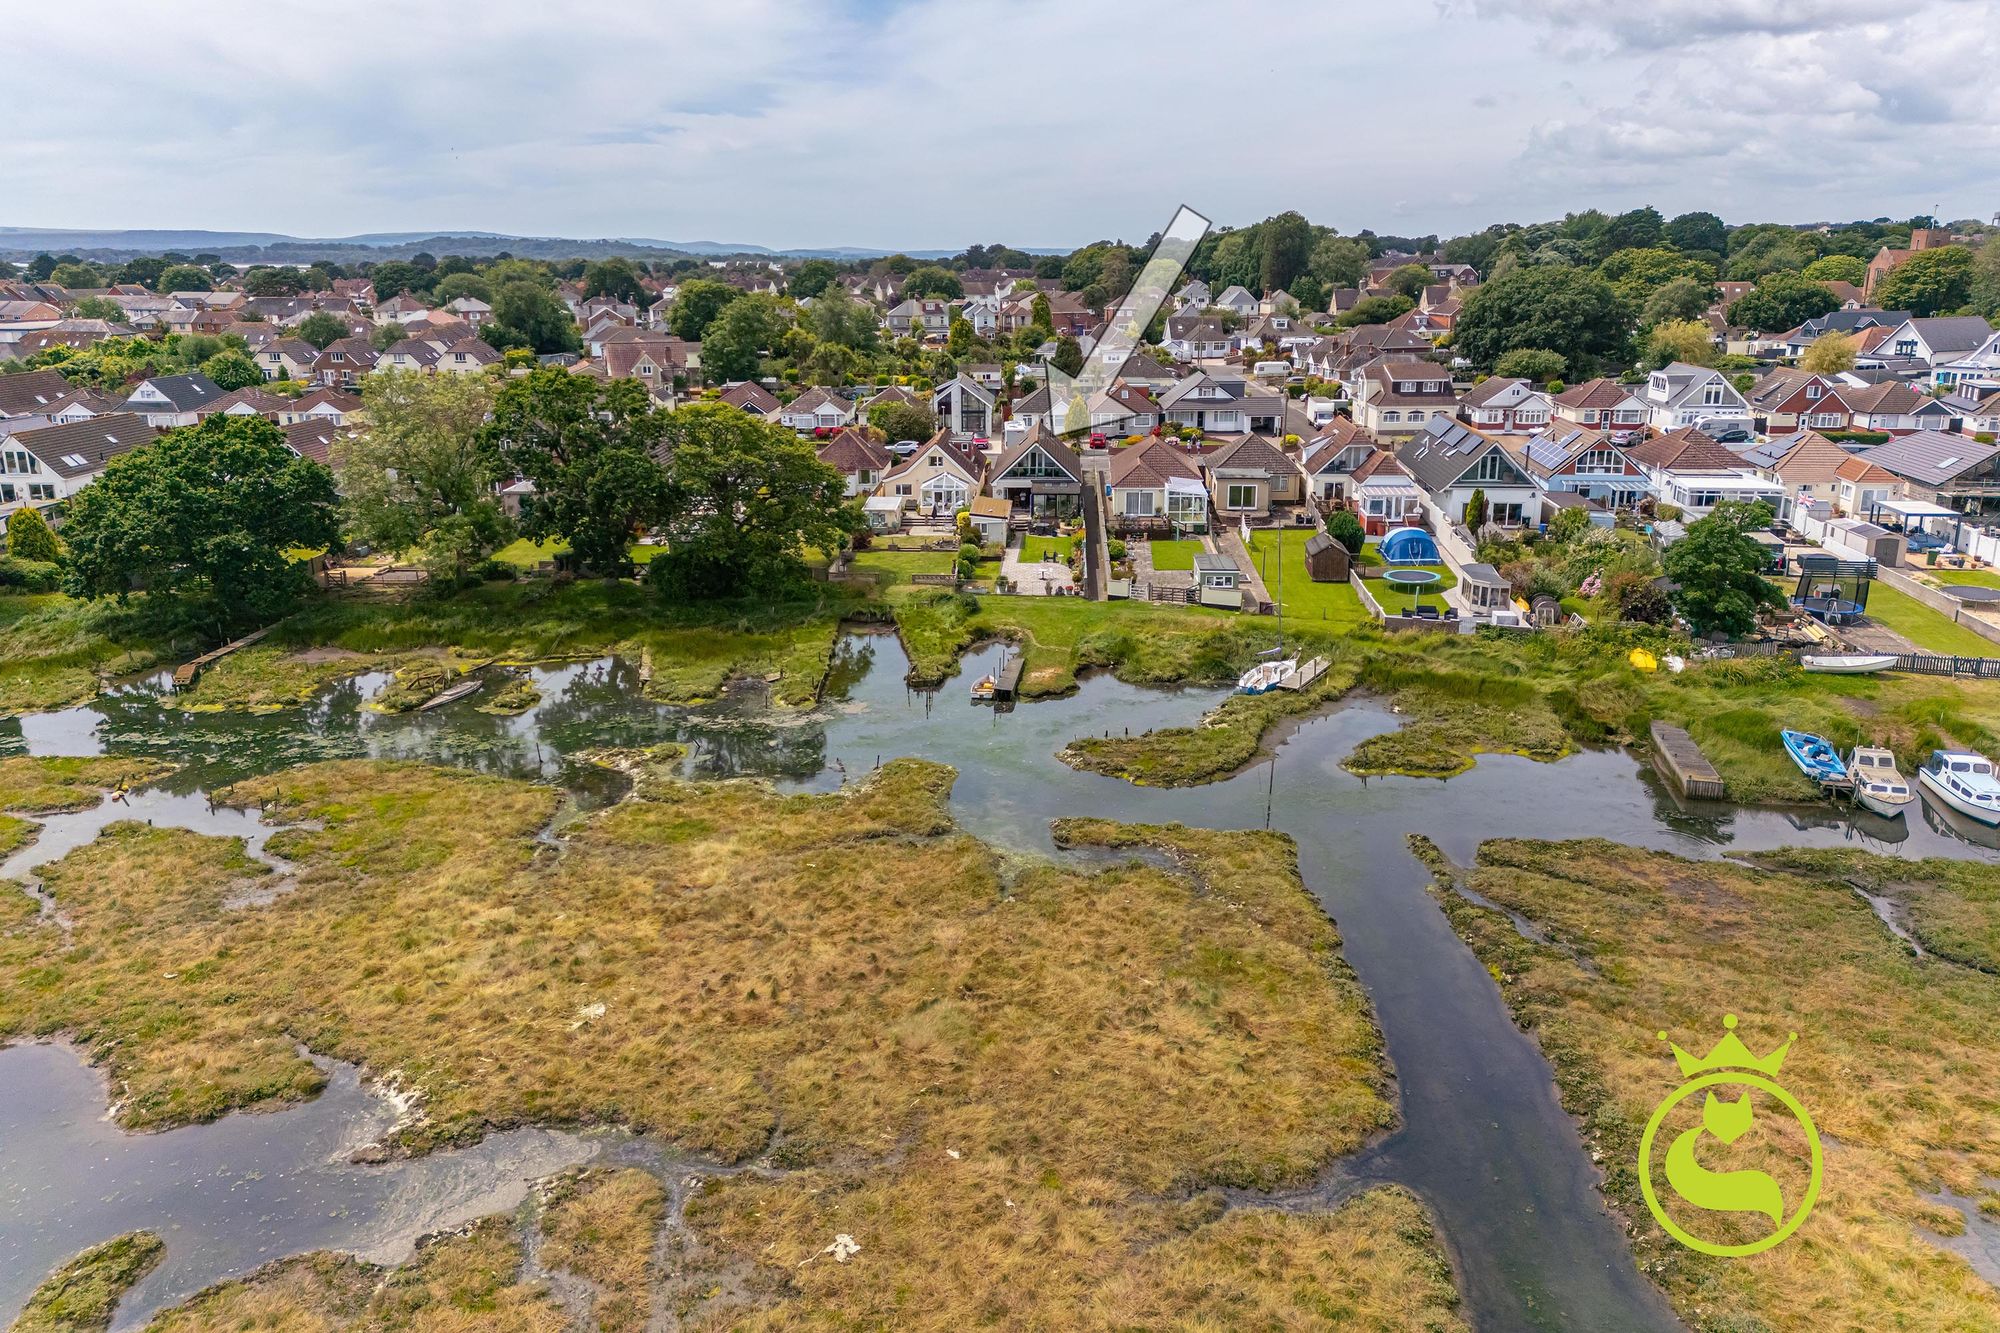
[1378,527,1441,566]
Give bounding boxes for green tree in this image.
[1643,319,1716,369]
[340,371,505,578]
[800,285,878,352]
[60,415,340,626]
[295,311,351,349]
[1972,242,2000,319]
[156,264,211,294]
[370,322,406,352]
[1493,348,1567,382]
[366,260,429,302]
[1455,266,1630,374]
[50,262,101,288]
[1464,489,1488,529]
[200,348,264,390]
[1325,509,1365,554]
[72,296,123,322]
[1725,274,1839,333]
[700,293,790,382]
[947,316,974,357]
[1383,263,1434,300]
[25,254,57,281]
[6,505,62,563]
[1308,235,1371,291]
[648,404,856,600]
[666,279,741,340]
[1726,229,1814,281]
[1801,254,1867,285]
[488,280,581,356]
[1800,331,1859,374]
[244,266,308,297]
[868,400,936,443]
[1599,247,1715,307]
[1334,295,1414,328]
[788,259,839,300]
[1259,210,1314,294]
[581,257,646,305]
[1662,500,1781,637]
[1051,335,1084,376]
[481,369,668,575]
[1873,246,1975,317]
[902,266,964,300]
[1664,211,1727,256]
[1640,276,1717,328]
[430,272,492,306]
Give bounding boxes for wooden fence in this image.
[1895,653,2000,678]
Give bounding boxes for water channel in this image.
[2,631,1993,1330]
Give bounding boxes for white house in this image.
[779,387,857,434]
[1627,428,1785,519]
[1105,436,1207,531]
[122,373,225,428]
[1642,362,1752,432]
[1401,416,1544,528]
[1457,377,1553,433]
[0,411,154,525]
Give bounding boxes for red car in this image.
[1088,432,1108,448]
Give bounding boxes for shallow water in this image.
[2,632,1995,1331]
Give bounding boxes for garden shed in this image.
[1303,531,1352,582]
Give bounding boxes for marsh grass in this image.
[9,1232,164,1333]
[1424,836,2000,1330]
[0,756,173,813]
[1061,663,1361,785]
[143,1219,562,1333]
[539,1168,665,1333]
[0,594,198,716]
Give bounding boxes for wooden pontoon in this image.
[1650,722,1724,800]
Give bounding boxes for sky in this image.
[8,0,1997,251]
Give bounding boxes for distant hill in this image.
[0,227,1025,264]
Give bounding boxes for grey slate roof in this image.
[1857,430,2000,486]
[131,373,224,411]
[9,412,155,478]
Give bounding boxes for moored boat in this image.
[1237,660,1297,695]
[417,677,483,711]
[1801,654,1897,675]
[1845,745,1915,819]
[970,674,997,702]
[1918,750,2000,826]
[1780,729,1846,785]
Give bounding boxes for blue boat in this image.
[1781,729,1846,784]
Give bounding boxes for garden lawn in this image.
[1920,567,2000,590]
[1864,583,1999,657]
[1247,530,1372,631]
[490,538,665,569]
[1020,533,1078,564]
[848,548,957,587]
[1148,539,1203,571]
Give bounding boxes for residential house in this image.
[600,329,693,385]
[1552,378,1648,434]
[1745,368,1853,435]
[280,387,363,426]
[1199,434,1301,521]
[309,338,381,391]
[1160,316,1239,362]
[1345,451,1425,533]
[779,387,857,434]
[379,339,442,374]
[0,370,78,421]
[1297,419,1383,503]
[1352,360,1457,438]
[1105,436,1207,531]
[1879,316,1994,372]
[1746,430,1862,520]
[1158,372,1283,436]
[1088,383,1160,439]
[1837,380,1957,434]
[282,419,339,466]
[1043,290,1094,336]
[42,389,122,425]
[932,374,996,439]
[815,428,893,496]
[1641,362,1752,432]
[987,430,1085,518]
[1626,427,1785,518]
[199,386,290,419]
[374,294,432,325]
[259,338,319,382]
[1401,417,1543,528]
[1522,424,1648,510]
[1457,377,1553,433]
[1831,454,1906,518]
[717,381,782,416]
[0,412,154,521]
[1940,386,2000,437]
[434,338,502,376]
[1211,285,1258,318]
[1858,431,2000,514]
[884,298,952,338]
[443,297,492,327]
[122,373,225,428]
[1931,329,2000,394]
[963,362,1005,392]
[1114,353,1178,392]
[876,433,982,518]
[1776,309,1908,360]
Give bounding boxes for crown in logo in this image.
[1657,1013,1795,1079]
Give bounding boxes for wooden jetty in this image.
[1277,656,1330,691]
[171,628,272,691]
[1649,722,1724,800]
[991,652,1025,702]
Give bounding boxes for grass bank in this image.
[8,1232,163,1333]
[1420,835,2000,1330]
[0,595,202,717]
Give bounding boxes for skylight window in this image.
[60,454,87,467]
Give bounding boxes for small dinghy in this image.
[417,677,483,711]
[1801,654,1897,675]
[1237,660,1297,695]
[970,674,997,702]
[1781,729,1846,785]
[1846,745,1915,819]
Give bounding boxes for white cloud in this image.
[6,0,1997,247]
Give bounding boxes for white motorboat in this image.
[1237,660,1297,695]
[1801,654,1898,674]
[1845,746,1915,819]
[1918,750,2000,826]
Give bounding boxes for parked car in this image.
[1088,432,1108,448]
[886,439,921,456]
[1708,426,1753,444]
